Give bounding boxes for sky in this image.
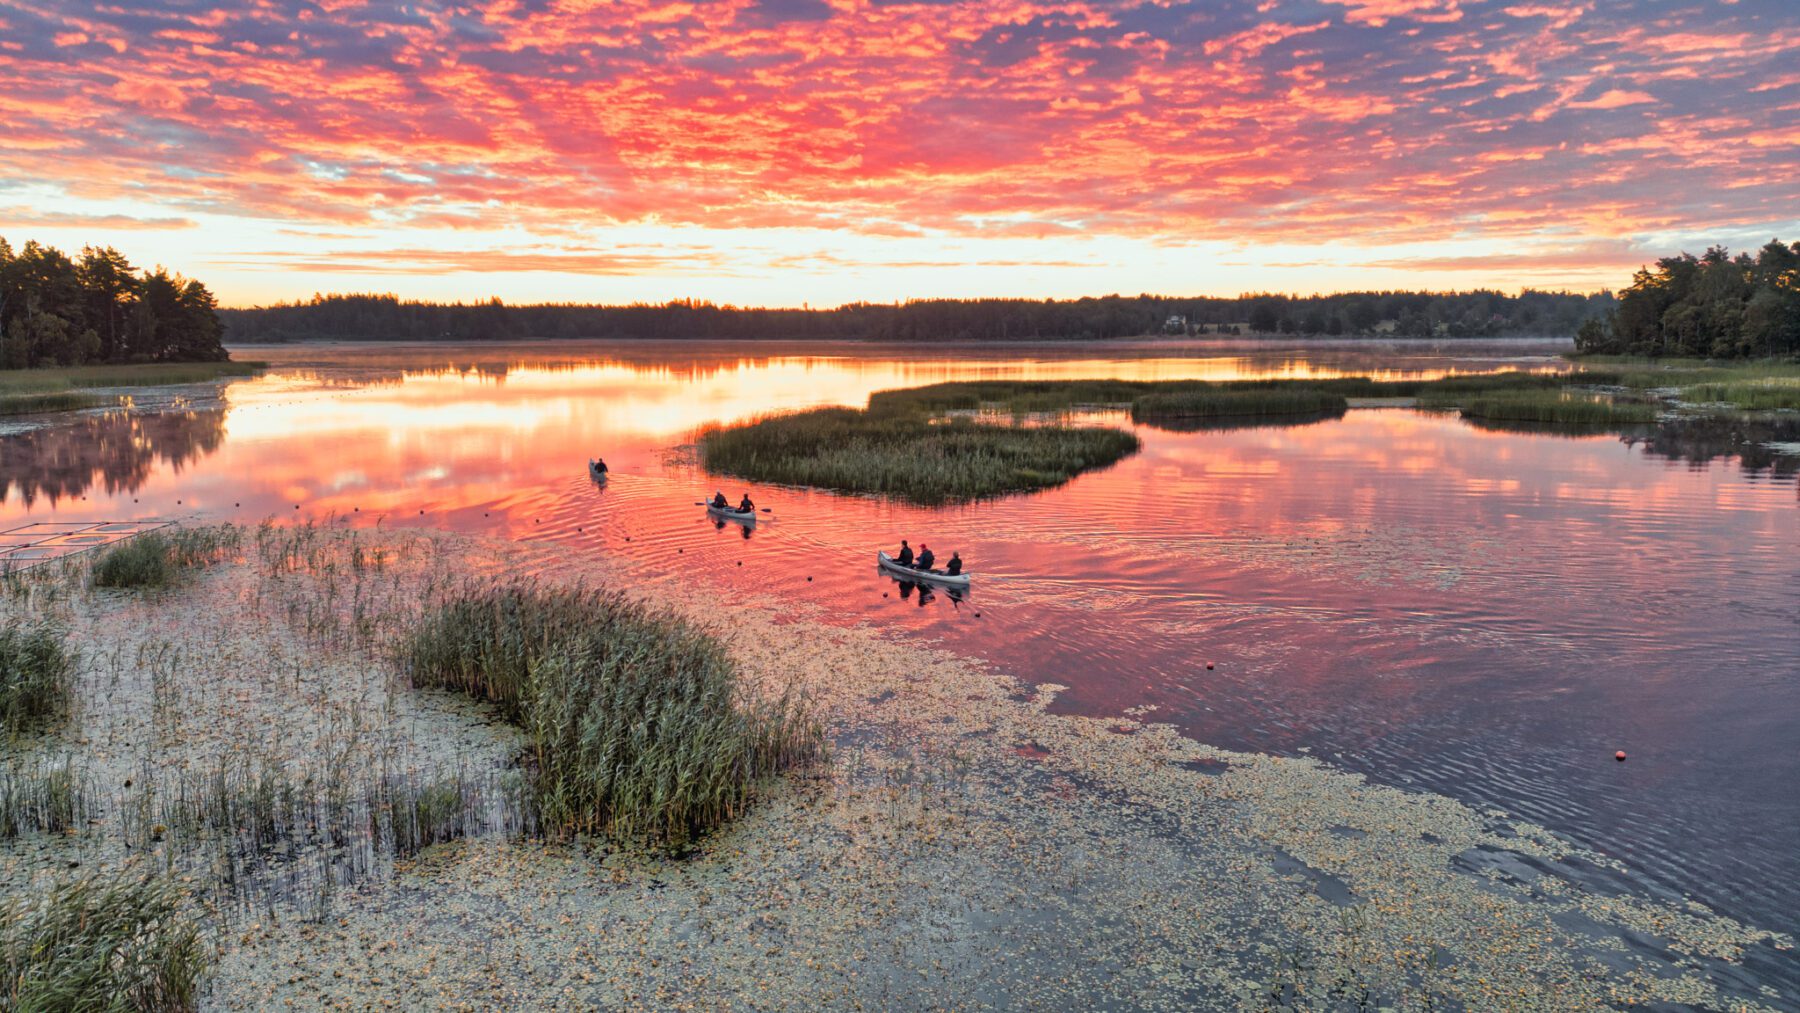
[0,0,1796,308]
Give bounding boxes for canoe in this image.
[588,461,608,482]
[877,551,971,588]
[706,504,757,522]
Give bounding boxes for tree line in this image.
[1575,241,1800,357]
[0,237,229,369]
[220,288,1613,345]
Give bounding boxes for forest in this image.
[220,288,1613,344]
[0,237,229,368]
[1575,241,1800,357]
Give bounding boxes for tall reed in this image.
[91,526,241,590]
[0,872,210,1012]
[0,621,75,735]
[1428,389,1658,424]
[400,583,822,847]
[1130,388,1347,420]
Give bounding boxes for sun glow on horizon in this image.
[2,0,1796,305]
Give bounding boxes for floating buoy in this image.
[974,612,981,617]
[294,505,299,510]
[176,500,181,505]
[882,592,888,598]
[1615,750,1627,762]
[418,510,424,515]
[806,576,812,581]
[625,537,631,542]
[736,561,742,566]
[1206,661,1215,670]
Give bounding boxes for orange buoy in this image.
[1615,751,1627,761]
[1206,662,1215,670]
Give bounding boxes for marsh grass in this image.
[699,408,1140,505]
[0,391,108,416]
[1131,388,1347,420]
[0,761,92,838]
[0,871,209,1011]
[867,373,1569,418]
[0,360,265,397]
[1428,389,1659,425]
[91,526,241,590]
[0,621,76,735]
[401,583,822,847]
[1683,379,1800,411]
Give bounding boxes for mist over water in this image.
[4,338,1797,946]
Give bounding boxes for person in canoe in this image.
[711,491,729,509]
[896,540,914,567]
[915,544,936,571]
[946,551,963,576]
[738,493,755,513]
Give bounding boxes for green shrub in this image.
[0,622,75,735]
[0,872,209,1011]
[401,584,822,847]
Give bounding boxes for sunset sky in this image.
[1,0,1796,307]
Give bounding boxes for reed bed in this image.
[867,373,1569,418]
[1429,390,1659,425]
[0,871,209,1012]
[0,391,108,416]
[0,360,265,397]
[1682,379,1800,411]
[0,620,75,736]
[91,526,241,590]
[699,408,1140,505]
[1130,388,1347,420]
[0,761,92,838]
[401,583,822,847]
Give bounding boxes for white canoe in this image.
[878,551,971,588]
[706,504,757,522]
[588,461,608,482]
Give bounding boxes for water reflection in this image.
[5,339,1796,948]
[0,407,227,507]
[1628,414,1800,479]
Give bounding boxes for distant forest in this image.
[1575,241,1800,358]
[0,237,229,368]
[220,289,1614,345]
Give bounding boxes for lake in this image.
[3,337,1796,962]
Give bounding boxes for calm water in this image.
[4,339,1797,957]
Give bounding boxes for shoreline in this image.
[2,524,1790,1009]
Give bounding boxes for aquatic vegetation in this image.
[1130,388,1347,420]
[401,583,822,846]
[699,408,1141,505]
[0,761,91,838]
[1430,389,1659,425]
[0,391,107,416]
[0,871,210,1012]
[0,620,75,735]
[0,360,264,397]
[1683,378,1800,411]
[91,526,241,590]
